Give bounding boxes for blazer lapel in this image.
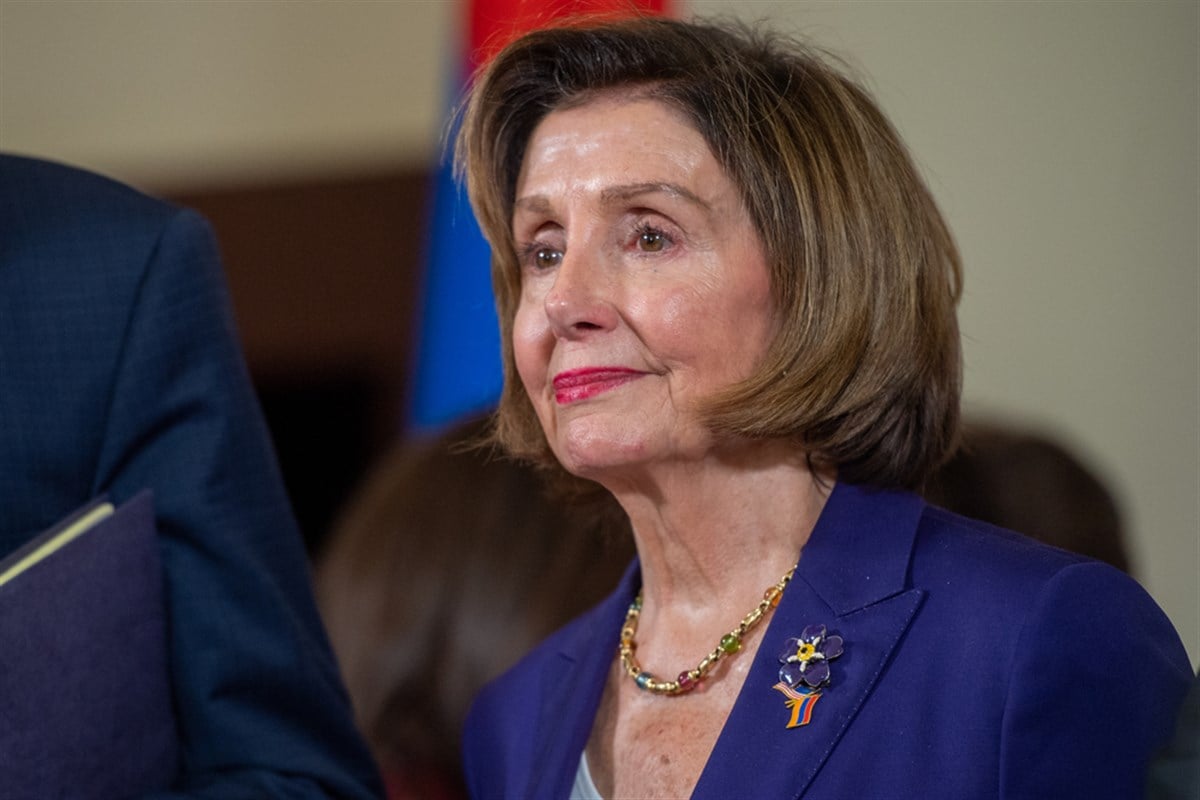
[526,561,642,799]
[693,483,927,800]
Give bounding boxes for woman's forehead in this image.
[513,96,725,213]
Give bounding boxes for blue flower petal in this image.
[803,660,830,688]
[822,634,844,659]
[780,662,805,687]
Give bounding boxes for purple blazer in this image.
[464,482,1191,799]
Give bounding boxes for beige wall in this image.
[0,0,456,187]
[3,0,1196,665]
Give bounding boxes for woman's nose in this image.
[543,251,618,338]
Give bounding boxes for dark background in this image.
[173,169,433,557]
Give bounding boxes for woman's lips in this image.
[552,367,644,404]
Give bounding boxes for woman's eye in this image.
[636,227,669,253]
[520,242,562,270]
[534,248,562,269]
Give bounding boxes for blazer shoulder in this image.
[903,503,1172,661]
[0,155,217,303]
[0,155,190,258]
[914,503,1093,586]
[2,154,177,216]
[995,550,1191,796]
[913,503,1188,678]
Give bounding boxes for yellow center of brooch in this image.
[796,642,816,661]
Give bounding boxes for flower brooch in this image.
[771,624,844,729]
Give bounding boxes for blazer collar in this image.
[694,482,928,799]
[532,482,927,799]
[794,481,924,614]
[528,560,641,799]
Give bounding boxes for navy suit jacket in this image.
[464,482,1192,799]
[0,155,383,798]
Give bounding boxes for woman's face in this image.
[511,95,775,480]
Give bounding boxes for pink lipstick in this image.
[552,367,644,404]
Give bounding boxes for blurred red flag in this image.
[468,0,671,71]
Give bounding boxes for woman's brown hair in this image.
[459,16,962,490]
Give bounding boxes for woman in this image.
[456,17,1191,799]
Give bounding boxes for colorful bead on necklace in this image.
[618,564,796,696]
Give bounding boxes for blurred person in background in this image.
[317,416,633,800]
[925,421,1130,572]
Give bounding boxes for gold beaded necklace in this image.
[618,564,797,695]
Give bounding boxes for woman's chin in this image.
[550,428,652,481]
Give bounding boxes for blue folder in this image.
[0,491,179,798]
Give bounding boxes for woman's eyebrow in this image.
[599,182,711,211]
[512,182,712,219]
[513,194,553,216]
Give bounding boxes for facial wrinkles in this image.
[516,118,710,219]
[511,98,778,475]
[521,223,739,393]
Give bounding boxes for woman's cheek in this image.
[512,308,549,396]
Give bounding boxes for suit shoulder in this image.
[0,154,186,239]
[907,504,1149,638]
[915,504,1092,586]
[0,155,216,297]
[912,504,1186,666]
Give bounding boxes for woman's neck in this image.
[598,440,832,660]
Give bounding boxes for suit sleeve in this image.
[999,560,1191,799]
[92,208,383,798]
